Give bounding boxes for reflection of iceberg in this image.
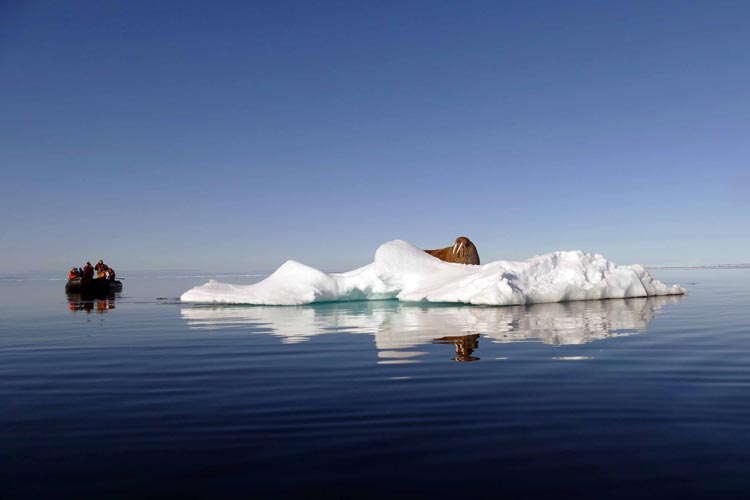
[180,295,684,358]
[181,240,685,306]
[481,297,683,345]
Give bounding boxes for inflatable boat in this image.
[65,278,122,295]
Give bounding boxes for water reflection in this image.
[181,295,684,362]
[66,293,116,314]
[433,334,481,362]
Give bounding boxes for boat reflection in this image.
[181,295,684,362]
[66,293,116,314]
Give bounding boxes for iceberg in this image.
[180,240,685,306]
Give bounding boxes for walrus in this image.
[424,236,480,265]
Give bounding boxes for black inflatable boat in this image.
[65,278,122,295]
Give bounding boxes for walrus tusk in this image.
[452,243,458,255]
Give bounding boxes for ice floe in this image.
[180,240,685,306]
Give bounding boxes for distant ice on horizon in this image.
[180,240,686,306]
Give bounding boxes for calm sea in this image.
[1,269,749,499]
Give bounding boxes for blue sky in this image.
[1,0,748,274]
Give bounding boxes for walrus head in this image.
[452,237,470,258]
[425,236,480,265]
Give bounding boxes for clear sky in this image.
[1,0,748,274]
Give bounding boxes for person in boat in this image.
[68,268,80,280]
[95,260,105,273]
[108,266,116,281]
[83,262,94,279]
[97,265,107,279]
[78,267,84,277]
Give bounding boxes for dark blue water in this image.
[1,270,749,499]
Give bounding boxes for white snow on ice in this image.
[180,240,685,306]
